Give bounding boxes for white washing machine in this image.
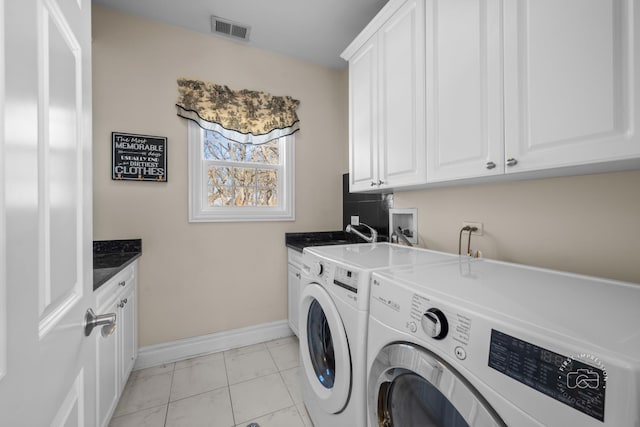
[299,243,458,427]
[367,258,640,426]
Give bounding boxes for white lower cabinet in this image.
[95,262,138,427]
[287,249,303,336]
[96,295,119,427]
[119,282,137,386]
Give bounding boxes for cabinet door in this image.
[96,299,119,427]
[379,0,427,187]
[119,284,137,388]
[504,0,640,173]
[349,37,379,192]
[287,264,302,336]
[425,0,504,182]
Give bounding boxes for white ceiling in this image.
[92,0,389,69]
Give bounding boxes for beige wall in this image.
[92,7,348,346]
[93,6,640,349]
[394,170,640,284]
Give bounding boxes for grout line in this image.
[237,404,302,427]
[278,370,297,407]
[163,384,231,405]
[222,348,236,427]
[163,366,175,427]
[173,352,225,373]
[110,403,168,422]
[129,362,176,382]
[117,340,300,426]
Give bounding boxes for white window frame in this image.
[188,121,295,222]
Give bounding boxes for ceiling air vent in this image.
[211,16,251,42]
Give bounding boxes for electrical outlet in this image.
[351,216,360,226]
[462,221,483,236]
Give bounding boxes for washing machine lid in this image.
[299,283,352,414]
[304,242,456,270]
[369,343,506,427]
[373,259,640,358]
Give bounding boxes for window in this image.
[188,122,294,222]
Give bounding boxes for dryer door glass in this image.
[369,344,506,427]
[385,373,469,426]
[307,299,335,388]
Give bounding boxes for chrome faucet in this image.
[394,227,413,247]
[345,223,378,243]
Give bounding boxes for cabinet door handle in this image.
[123,298,128,304]
[486,161,496,170]
[118,301,125,308]
[377,180,384,186]
[370,181,376,187]
[506,158,518,167]
[118,281,126,287]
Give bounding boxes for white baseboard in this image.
[134,320,294,370]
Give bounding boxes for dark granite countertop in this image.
[94,239,142,291]
[285,231,367,253]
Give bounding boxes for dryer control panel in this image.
[371,276,473,362]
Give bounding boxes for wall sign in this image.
[112,132,167,182]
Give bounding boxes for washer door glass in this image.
[307,299,336,388]
[385,373,468,426]
[300,282,352,414]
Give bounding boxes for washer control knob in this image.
[310,262,324,277]
[421,308,448,340]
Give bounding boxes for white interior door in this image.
[0,0,96,425]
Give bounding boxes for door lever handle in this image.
[84,308,116,337]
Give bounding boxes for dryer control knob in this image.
[311,262,324,277]
[421,308,448,340]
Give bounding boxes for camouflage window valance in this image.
[176,78,300,145]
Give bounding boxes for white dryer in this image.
[299,243,458,427]
[367,258,640,426]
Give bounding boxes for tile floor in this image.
[109,336,312,427]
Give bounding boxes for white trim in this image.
[0,0,5,382]
[134,320,293,370]
[188,121,295,222]
[341,0,409,60]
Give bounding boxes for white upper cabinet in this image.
[379,0,427,188]
[425,0,504,182]
[348,38,379,191]
[346,0,640,190]
[503,0,640,173]
[428,0,640,182]
[343,0,426,192]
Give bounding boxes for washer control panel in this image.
[302,255,365,309]
[333,266,359,294]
